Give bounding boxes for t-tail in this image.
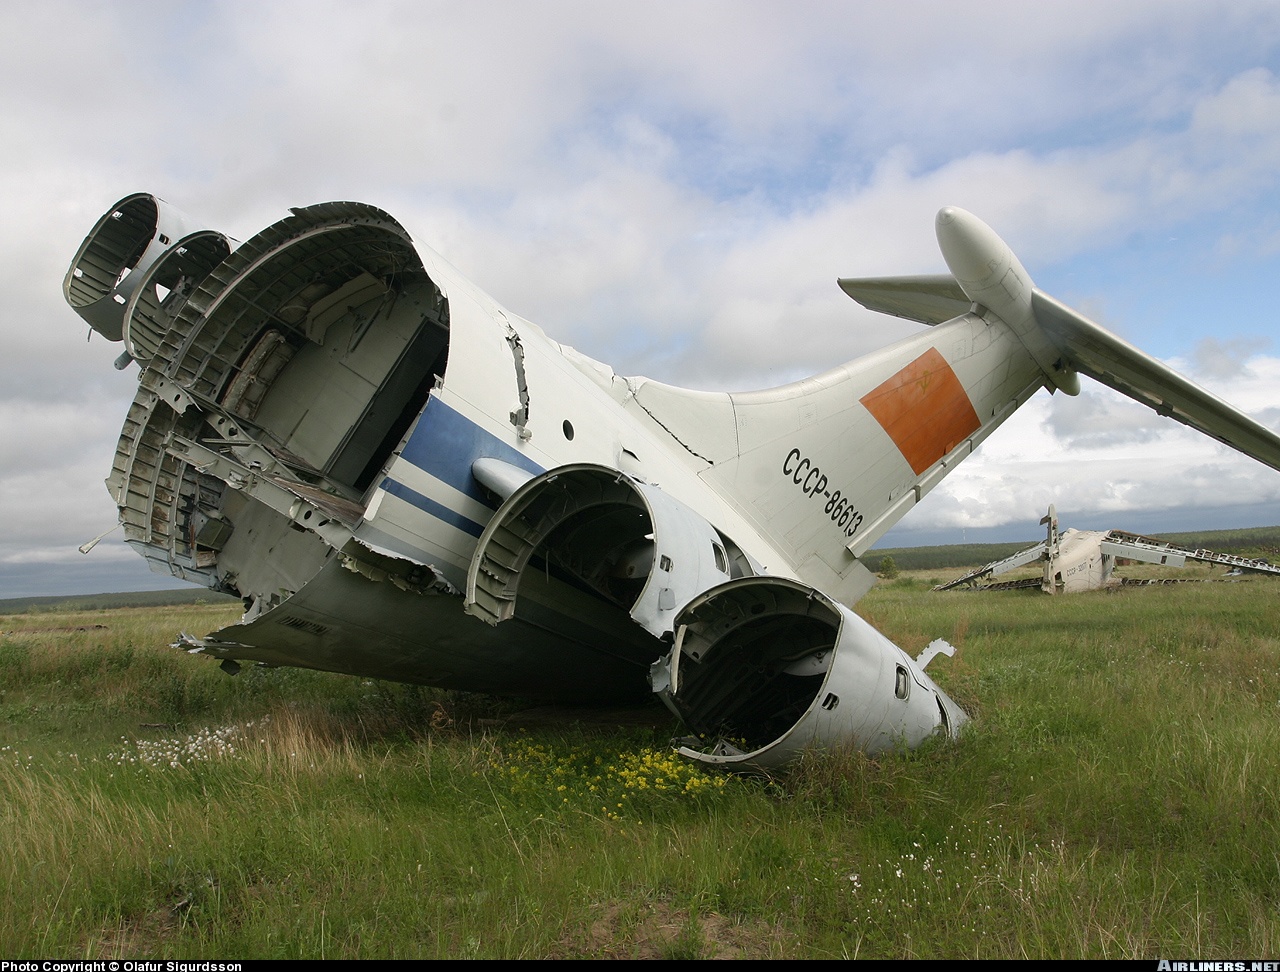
[635,208,1280,604]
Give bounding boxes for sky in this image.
[3,0,1280,598]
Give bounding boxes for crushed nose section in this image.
[465,464,742,638]
[651,576,967,772]
[87,200,453,626]
[64,193,216,342]
[168,201,450,497]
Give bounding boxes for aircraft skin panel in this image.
[212,488,333,595]
[859,346,983,475]
[356,395,544,580]
[388,396,542,509]
[626,379,739,465]
[359,489,478,586]
[427,290,781,578]
[1053,529,1112,593]
[189,556,661,701]
[407,276,540,458]
[427,249,718,493]
[521,347,788,576]
[377,472,490,539]
[352,510,470,586]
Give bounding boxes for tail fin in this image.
[633,308,1047,603]
[1040,504,1059,546]
[1040,504,1061,594]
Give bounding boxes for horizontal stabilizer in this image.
[1031,290,1280,473]
[1100,530,1280,577]
[933,541,1046,591]
[837,273,972,326]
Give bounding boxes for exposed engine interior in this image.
[657,580,840,751]
[467,465,754,638]
[653,577,964,770]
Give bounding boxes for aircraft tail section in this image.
[696,312,1044,600]
[635,208,1280,604]
[616,311,1043,603]
[839,210,1280,474]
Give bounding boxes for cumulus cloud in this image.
[1041,389,1165,450]
[1190,337,1271,381]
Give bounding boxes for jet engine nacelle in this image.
[63,193,229,350]
[466,463,754,639]
[650,576,968,772]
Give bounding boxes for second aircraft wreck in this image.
[935,505,1280,593]
[63,194,1280,771]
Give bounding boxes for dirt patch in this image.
[556,899,785,959]
[82,907,180,957]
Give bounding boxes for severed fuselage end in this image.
[67,195,664,701]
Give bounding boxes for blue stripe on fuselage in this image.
[379,479,485,538]
[381,395,546,533]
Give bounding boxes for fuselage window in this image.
[895,665,910,700]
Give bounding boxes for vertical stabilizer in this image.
[701,311,1045,600]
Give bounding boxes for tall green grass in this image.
[1,581,1278,958]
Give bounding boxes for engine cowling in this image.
[120,229,233,365]
[63,193,222,343]
[650,576,968,772]
[466,463,752,639]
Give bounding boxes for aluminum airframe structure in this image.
[935,505,1280,593]
[64,195,1280,771]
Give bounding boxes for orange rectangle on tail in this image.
[860,347,981,475]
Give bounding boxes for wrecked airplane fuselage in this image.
[65,193,974,770]
[68,196,665,700]
[68,193,1280,773]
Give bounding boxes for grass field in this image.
[2,575,1278,958]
